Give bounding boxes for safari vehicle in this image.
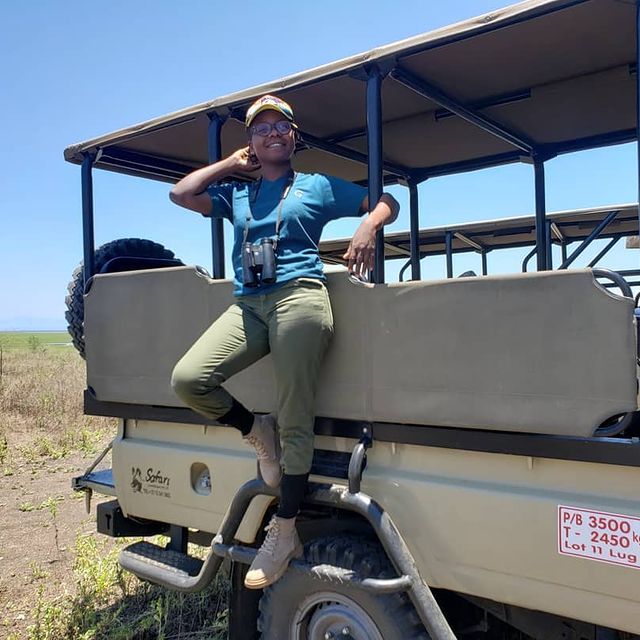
[66,0,640,638]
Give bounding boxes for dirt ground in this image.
[0,438,113,639]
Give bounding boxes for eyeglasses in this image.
[250,120,293,137]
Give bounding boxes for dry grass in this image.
[23,535,229,640]
[0,348,111,472]
[0,344,229,639]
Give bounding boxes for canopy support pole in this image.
[637,1,640,236]
[208,113,226,279]
[366,66,385,284]
[534,156,548,271]
[81,153,96,284]
[445,231,453,278]
[408,180,421,280]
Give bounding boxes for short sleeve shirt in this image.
[207,172,366,296]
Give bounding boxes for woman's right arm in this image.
[169,147,259,215]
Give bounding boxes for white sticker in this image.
[558,505,640,569]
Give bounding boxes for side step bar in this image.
[119,478,270,593]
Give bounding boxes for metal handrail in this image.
[592,268,633,298]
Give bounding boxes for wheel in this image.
[258,535,428,640]
[65,238,179,358]
[595,411,640,437]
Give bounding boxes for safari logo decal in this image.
[131,466,172,498]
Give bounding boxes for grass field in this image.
[0,331,71,350]
[0,341,229,639]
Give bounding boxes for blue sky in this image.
[0,1,637,330]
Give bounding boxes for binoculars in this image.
[242,238,277,287]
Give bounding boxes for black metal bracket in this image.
[348,425,373,494]
[348,59,395,82]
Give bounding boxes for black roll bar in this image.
[408,180,421,280]
[81,153,96,285]
[533,156,548,271]
[207,113,226,279]
[481,250,488,276]
[366,66,385,284]
[445,231,453,278]
[637,2,640,238]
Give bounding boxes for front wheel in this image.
[258,535,428,640]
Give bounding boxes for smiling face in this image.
[248,109,296,168]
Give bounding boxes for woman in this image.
[169,94,398,589]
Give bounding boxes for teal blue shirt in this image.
[208,172,367,296]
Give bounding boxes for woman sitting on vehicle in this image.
[169,94,398,589]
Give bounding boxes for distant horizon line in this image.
[0,329,67,333]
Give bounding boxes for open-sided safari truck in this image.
[66,1,640,638]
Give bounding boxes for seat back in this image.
[85,267,638,437]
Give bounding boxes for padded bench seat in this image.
[84,266,638,438]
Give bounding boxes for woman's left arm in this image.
[343,193,400,276]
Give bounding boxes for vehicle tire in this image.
[258,535,428,640]
[65,238,178,358]
[595,411,640,437]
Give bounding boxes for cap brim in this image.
[246,105,295,128]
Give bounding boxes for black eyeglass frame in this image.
[249,120,294,137]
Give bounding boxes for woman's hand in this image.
[343,218,377,277]
[170,149,261,215]
[230,146,261,172]
[343,193,399,277]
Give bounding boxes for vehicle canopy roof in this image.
[64,0,637,185]
[318,203,639,264]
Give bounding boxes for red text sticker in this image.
[558,505,640,569]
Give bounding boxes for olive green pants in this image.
[171,278,334,475]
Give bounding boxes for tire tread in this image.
[258,534,429,639]
[64,238,176,358]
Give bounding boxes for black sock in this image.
[277,473,309,519]
[217,399,254,436]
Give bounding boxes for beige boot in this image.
[244,515,303,589]
[243,414,282,488]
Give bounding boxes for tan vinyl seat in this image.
[85,266,638,437]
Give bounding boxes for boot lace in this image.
[261,518,280,556]
[245,434,268,459]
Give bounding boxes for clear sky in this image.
[0,1,637,330]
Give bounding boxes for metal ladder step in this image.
[119,541,204,585]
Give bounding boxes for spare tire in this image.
[65,238,181,358]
